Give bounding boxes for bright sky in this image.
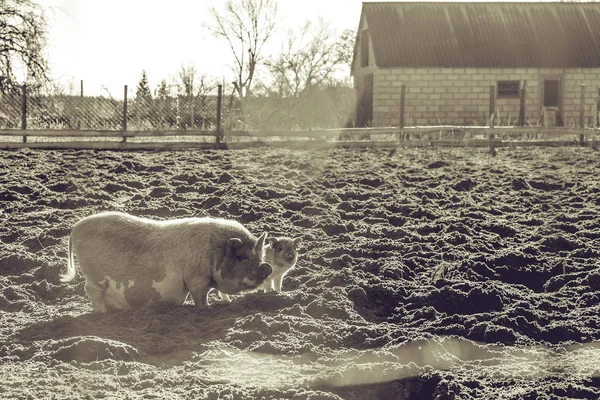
[35,0,366,97]
[35,0,562,98]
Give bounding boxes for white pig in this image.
[60,211,272,313]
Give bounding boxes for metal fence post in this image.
[216,84,222,146]
[122,85,128,142]
[580,84,585,128]
[518,80,526,126]
[489,85,495,128]
[597,88,600,128]
[21,84,27,143]
[399,85,406,129]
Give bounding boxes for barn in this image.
[351,2,600,128]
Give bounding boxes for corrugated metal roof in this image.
[359,2,600,68]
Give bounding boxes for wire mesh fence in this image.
[0,92,21,129]
[0,81,356,133]
[32,95,124,130]
[124,95,220,131]
[5,79,597,139]
[0,91,124,130]
[222,86,356,131]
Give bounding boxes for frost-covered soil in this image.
[1,146,600,399]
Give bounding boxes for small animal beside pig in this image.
[262,236,302,292]
[217,235,302,302]
[60,211,276,313]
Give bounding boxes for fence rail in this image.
[1,125,598,150]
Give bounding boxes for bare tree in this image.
[176,65,216,99]
[265,19,354,97]
[0,0,49,94]
[177,65,197,97]
[206,0,278,98]
[176,65,218,129]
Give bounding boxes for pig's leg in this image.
[273,273,285,292]
[84,279,108,313]
[187,277,212,308]
[262,278,275,293]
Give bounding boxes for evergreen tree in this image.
[155,78,174,128]
[135,70,152,123]
[136,70,152,101]
[157,79,169,100]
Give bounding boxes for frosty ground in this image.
[1,146,599,399]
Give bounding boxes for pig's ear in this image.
[293,237,302,249]
[256,232,267,249]
[226,238,243,256]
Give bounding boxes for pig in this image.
[59,211,272,313]
[217,235,301,302]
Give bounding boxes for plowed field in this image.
[1,146,599,399]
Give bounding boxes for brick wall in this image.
[562,70,600,127]
[364,67,600,127]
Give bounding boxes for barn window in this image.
[497,81,520,98]
[360,30,369,67]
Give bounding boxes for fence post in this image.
[518,80,526,126]
[489,85,495,128]
[597,88,600,128]
[21,84,27,143]
[80,80,84,97]
[122,85,128,142]
[488,132,496,156]
[580,84,585,128]
[399,84,406,129]
[216,84,222,146]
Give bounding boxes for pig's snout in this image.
[259,263,272,279]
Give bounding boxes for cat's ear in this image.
[293,237,302,249]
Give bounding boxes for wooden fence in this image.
[1,83,599,150]
[0,125,598,150]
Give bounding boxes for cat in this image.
[261,236,302,293]
[217,235,301,302]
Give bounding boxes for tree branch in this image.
[204,0,277,97]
